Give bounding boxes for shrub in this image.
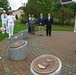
[20,18,26,24]
[54,19,62,25]
[64,20,70,26]
[70,19,74,26]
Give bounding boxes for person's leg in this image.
[33,26,35,34]
[39,26,41,35]
[39,26,43,36]
[32,26,35,34]
[2,21,5,34]
[29,26,31,33]
[6,25,9,33]
[8,24,11,38]
[30,26,33,34]
[49,26,52,36]
[5,22,8,33]
[11,24,14,36]
[8,23,14,38]
[4,22,6,29]
[28,26,30,33]
[46,26,48,36]
[41,26,44,35]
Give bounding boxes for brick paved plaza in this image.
[0,31,76,75]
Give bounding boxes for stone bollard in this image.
[20,30,28,39]
[30,54,62,75]
[9,40,28,61]
[10,32,23,44]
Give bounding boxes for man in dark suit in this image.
[26,14,31,34]
[45,13,53,36]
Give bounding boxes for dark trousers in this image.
[46,26,52,36]
[28,26,31,33]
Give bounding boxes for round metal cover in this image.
[31,54,60,74]
[10,40,26,48]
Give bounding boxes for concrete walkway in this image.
[0,31,76,75]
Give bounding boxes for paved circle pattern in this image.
[0,31,76,75]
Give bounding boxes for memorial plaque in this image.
[31,54,60,74]
[10,40,26,48]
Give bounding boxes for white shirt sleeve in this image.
[13,16,16,21]
[7,16,8,21]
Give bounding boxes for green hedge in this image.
[53,19,74,26]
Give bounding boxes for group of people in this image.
[0,10,16,39]
[0,11,53,39]
[27,13,53,36]
[26,14,36,35]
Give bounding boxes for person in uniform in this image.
[38,13,45,36]
[0,28,5,59]
[45,13,53,36]
[7,10,16,39]
[1,10,7,34]
[0,28,5,33]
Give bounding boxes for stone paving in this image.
[0,31,76,75]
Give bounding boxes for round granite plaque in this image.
[31,54,60,74]
[10,40,26,48]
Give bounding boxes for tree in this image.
[21,0,75,25]
[0,0,9,12]
[21,0,53,22]
[20,0,54,24]
[57,7,74,26]
[52,0,75,26]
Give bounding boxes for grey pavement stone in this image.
[0,31,76,75]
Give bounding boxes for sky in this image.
[8,0,28,10]
[8,0,76,10]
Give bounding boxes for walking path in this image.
[0,31,76,75]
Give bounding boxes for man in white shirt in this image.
[7,10,16,39]
[1,10,7,34]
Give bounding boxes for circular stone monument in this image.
[10,32,23,44]
[20,30,28,39]
[9,40,28,61]
[30,54,62,75]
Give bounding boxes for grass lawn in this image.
[0,20,74,40]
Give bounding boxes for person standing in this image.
[7,11,16,39]
[30,15,36,35]
[38,13,45,36]
[1,10,7,34]
[26,14,31,34]
[0,28,5,59]
[45,13,53,36]
[0,28,5,33]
